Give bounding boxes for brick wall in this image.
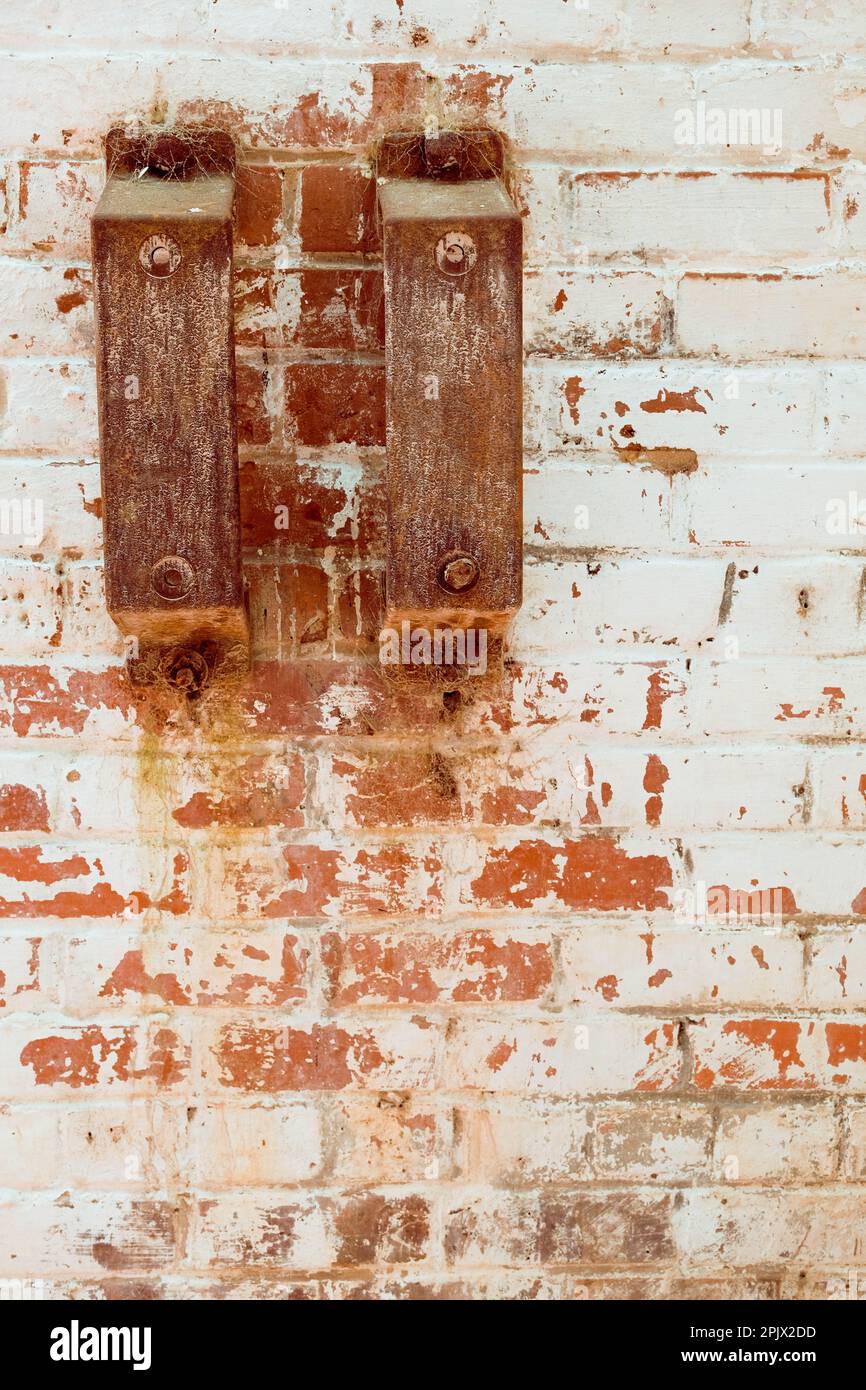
[1,0,866,1300]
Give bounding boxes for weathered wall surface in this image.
[1,0,866,1299]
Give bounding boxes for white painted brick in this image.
[842,1103,866,1178]
[822,364,866,456]
[524,270,669,356]
[624,0,749,54]
[340,0,492,52]
[189,1102,323,1186]
[686,462,866,553]
[0,260,92,355]
[445,1015,681,1094]
[715,557,866,658]
[694,64,866,166]
[808,930,866,1007]
[0,1104,64,1186]
[453,737,806,832]
[535,362,820,459]
[811,747,866,829]
[0,932,59,1012]
[836,173,866,254]
[0,461,101,559]
[513,555,731,657]
[0,1193,175,1275]
[0,561,62,657]
[678,274,866,358]
[60,563,125,659]
[0,0,335,54]
[0,53,372,154]
[713,1102,837,1183]
[688,656,866,740]
[675,1190,866,1267]
[524,462,675,552]
[498,63,699,162]
[453,1098,593,1183]
[327,1095,440,1183]
[592,1099,712,1179]
[570,172,831,263]
[0,359,96,454]
[687,833,866,918]
[691,1013,866,1091]
[3,162,102,256]
[62,1100,186,1188]
[558,924,804,1009]
[655,748,807,830]
[751,1,866,56]
[514,164,569,265]
[463,658,692,741]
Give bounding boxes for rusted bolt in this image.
[423,131,463,178]
[151,555,194,601]
[139,234,181,278]
[438,552,479,593]
[160,646,210,694]
[435,231,477,277]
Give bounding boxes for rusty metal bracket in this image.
[92,128,248,692]
[376,129,522,651]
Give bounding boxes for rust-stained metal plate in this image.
[378,173,523,636]
[92,129,248,682]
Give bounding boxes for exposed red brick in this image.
[293,269,384,351]
[0,783,50,832]
[236,361,271,446]
[284,363,385,448]
[234,165,283,247]
[471,836,673,912]
[322,930,553,1004]
[336,567,382,644]
[299,166,377,254]
[216,1023,387,1090]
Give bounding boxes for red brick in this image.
[470,835,674,912]
[248,562,329,655]
[322,930,553,1004]
[299,165,377,253]
[293,269,384,352]
[236,360,272,446]
[234,165,284,247]
[0,782,50,831]
[239,459,384,551]
[284,363,386,448]
[336,567,382,644]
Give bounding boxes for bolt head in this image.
[161,646,210,694]
[151,554,194,601]
[139,234,181,278]
[435,231,477,277]
[438,553,479,593]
